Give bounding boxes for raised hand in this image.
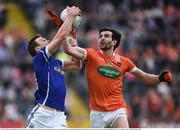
[159,70,172,82]
[66,6,81,17]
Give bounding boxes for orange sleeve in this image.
[125,58,136,72]
[85,48,93,66]
[85,48,97,62]
[86,48,95,56]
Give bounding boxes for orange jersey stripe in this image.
[85,48,136,111]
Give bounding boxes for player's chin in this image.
[100,47,109,51]
[100,44,106,49]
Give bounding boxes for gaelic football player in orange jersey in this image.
[64,27,172,128]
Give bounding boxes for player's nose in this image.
[100,38,105,42]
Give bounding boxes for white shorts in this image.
[26,105,67,128]
[90,108,127,128]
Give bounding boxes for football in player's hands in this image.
[60,9,81,29]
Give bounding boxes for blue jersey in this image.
[32,46,66,111]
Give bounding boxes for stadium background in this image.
[0,0,179,128]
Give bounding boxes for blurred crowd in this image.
[0,0,179,128]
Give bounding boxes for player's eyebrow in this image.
[104,33,110,37]
[99,33,110,38]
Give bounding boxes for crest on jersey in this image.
[97,66,121,78]
[54,66,64,75]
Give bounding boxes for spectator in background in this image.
[0,4,7,30]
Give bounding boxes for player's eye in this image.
[98,34,102,39]
[104,34,110,37]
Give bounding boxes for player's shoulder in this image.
[86,48,97,52]
[86,48,99,55]
[119,55,129,60]
[119,55,133,63]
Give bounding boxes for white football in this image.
[60,9,81,29]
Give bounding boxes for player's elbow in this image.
[75,65,82,70]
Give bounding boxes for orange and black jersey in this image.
[85,48,136,111]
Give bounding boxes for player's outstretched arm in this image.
[63,36,83,71]
[47,6,81,54]
[131,68,172,84]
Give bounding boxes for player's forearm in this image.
[132,68,172,84]
[53,15,74,42]
[47,15,75,54]
[141,73,160,84]
[63,43,84,60]
[72,60,82,70]
[63,60,82,72]
[70,57,82,70]
[63,42,74,54]
[132,68,160,84]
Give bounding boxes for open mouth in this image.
[101,43,105,45]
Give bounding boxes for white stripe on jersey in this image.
[39,50,48,62]
[130,67,137,72]
[39,49,50,105]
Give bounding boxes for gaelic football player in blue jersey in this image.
[26,6,81,128]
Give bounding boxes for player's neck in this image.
[101,50,114,56]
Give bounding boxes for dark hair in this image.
[99,27,121,51]
[27,34,41,57]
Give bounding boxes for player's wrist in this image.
[66,13,75,20]
[159,73,165,82]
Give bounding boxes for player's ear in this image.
[112,40,117,46]
[35,46,41,53]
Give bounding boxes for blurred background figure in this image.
[0,0,179,128]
